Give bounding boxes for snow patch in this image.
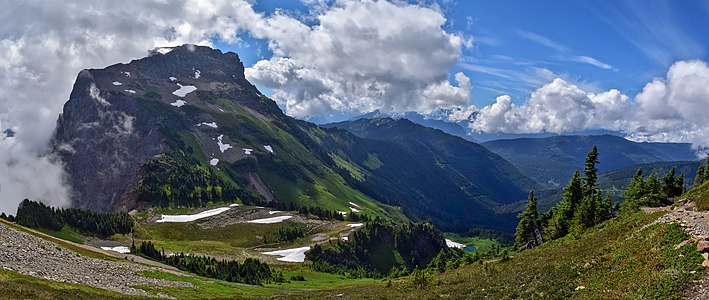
[338,211,348,216]
[341,236,349,241]
[217,135,232,153]
[243,148,253,155]
[263,145,274,154]
[445,239,466,249]
[156,48,173,55]
[172,83,196,97]
[197,122,218,128]
[210,158,219,166]
[101,246,130,254]
[124,89,136,94]
[347,223,364,228]
[262,246,310,263]
[268,211,282,215]
[169,76,177,81]
[123,71,131,77]
[194,69,201,79]
[156,207,231,223]
[349,202,360,208]
[112,81,123,86]
[349,207,360,213]
[247,216,293,224]
[170,100,186,107]
[229,203,239,207]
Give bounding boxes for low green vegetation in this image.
[140,219,311,250]
[38,226,85,244]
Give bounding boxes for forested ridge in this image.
[11,199,132,238]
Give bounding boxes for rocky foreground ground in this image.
[0,222,191,297]
[647,201,709,299]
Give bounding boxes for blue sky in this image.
[218,0,708,108]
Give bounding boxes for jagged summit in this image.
[51,45,281,211]
[50,44,537,232]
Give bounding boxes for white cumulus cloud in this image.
[244,0,472,118]
[469,60,709,151]
[471,78,630,134]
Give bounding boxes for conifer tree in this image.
[583,146,599,195]
[704,157,709,186]
[644,173,664,207]
[573,192,599,232]
[544,171,582,239]
[662,167,682,200]
[695,164,706,188]
[515,190,543,251]
[595,195,613,224]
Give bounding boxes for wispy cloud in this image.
[517,30,617,71]
[517,30,568,52]
[592,0,704,66]
[567,55,617,71]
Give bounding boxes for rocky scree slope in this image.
[0,221,190,296]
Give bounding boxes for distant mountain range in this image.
[481,135,698,188]
[323,118,538,231]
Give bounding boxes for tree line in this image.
[515,146,615,250]
[135,151,260,208]
[132,241,285,285]
[12,199,133,238]
[515,146,694,251]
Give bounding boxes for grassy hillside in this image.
[277,211,703,299]
[686,181,709,211]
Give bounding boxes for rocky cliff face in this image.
[51,45,277,211]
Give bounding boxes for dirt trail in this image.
[645,201,709,299]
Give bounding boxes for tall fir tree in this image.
[515,190,543,251]
[583,146,599,195]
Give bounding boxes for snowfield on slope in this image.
[247,216,293,224]
[262,246,310,262]
[170,100,186,107]
[445,239,466,249]
[172,83,196,97]
[156,207,231,223]
[101,246,131,254]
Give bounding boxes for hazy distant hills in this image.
[482,135,698,188]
